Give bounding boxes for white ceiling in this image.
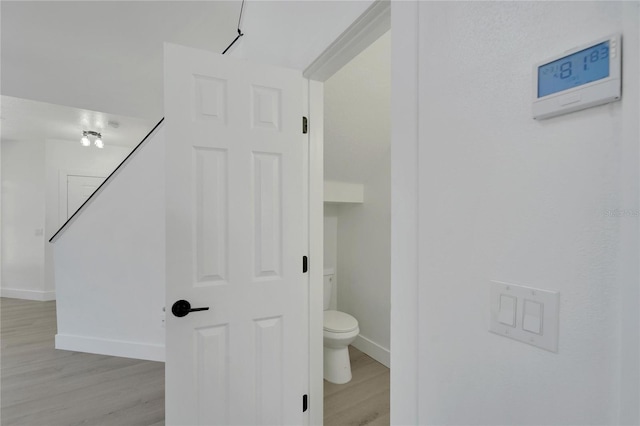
[1,1,241,120]
[1,96,156,148]
[324,30,390,183]
[1,1,372,120]
[1,0,378,173]
[232,1,372,71]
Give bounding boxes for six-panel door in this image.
[164,43,307,425]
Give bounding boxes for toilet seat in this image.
[323,310,358,333]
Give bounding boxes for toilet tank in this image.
[323,268,334,311]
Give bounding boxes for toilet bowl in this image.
[323,268,359,384]
[323,310,359,384]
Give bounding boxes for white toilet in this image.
[323,268,359,384]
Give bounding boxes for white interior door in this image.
[164,43,308,426]
[66,175,105,219]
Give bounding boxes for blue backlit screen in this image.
[537,41,610,98]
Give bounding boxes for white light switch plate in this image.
[489,281,559,352]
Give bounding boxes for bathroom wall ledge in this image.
[324,180,364,203]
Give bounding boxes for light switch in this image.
[523,300,543,334]
[498,295,516,327]
[489,281,559,352]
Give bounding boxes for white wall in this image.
[0,140,2,290]
[389,3,419,422]
[53,125,165,362]
[0,136,129,301]
[1,139,47,300]
[323,203,338,310]
[392,1,639,425]
[45,140,130,296]
[336,151,390,367]
[322,28,391,367]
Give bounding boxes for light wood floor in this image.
[1,298,165,426]
[1,297,390,425]
[324,347,390,426]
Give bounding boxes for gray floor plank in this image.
[2,297,390,425]
[324,346,390,426]
[1,298,164,426]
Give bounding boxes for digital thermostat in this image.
[533,33,621,120]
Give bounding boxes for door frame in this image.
[303,1,390,424]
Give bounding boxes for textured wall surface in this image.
[392,1,638,424]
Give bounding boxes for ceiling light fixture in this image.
[81,130,104,148]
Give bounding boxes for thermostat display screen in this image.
[537,41,610,98]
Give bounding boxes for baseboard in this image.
[1,288,56,301]
[55,334,165,362]
[352,334,390,368]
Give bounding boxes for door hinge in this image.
[302,394,308,412]
[302,256,308,273]
[302,116,308,134]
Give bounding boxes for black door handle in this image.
[171,300,209,318]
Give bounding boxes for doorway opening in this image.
[321,29,391,425]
